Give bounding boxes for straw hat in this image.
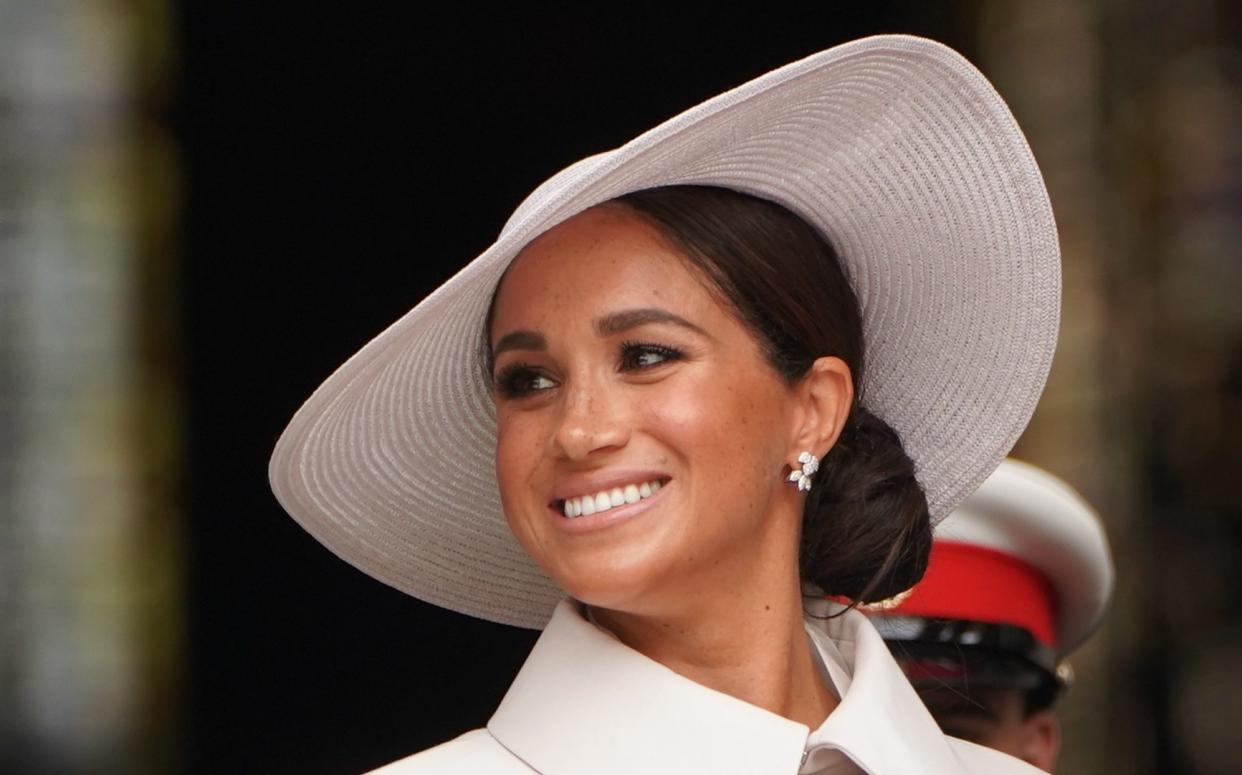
[269,35,1060,628]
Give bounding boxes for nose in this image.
[552,377,630,461]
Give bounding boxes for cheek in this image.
[647,375,788,499]
[494,414,547,520]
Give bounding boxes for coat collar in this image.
[488,598,965,775]
[800,598,964,773]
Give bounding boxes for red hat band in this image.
[885,541,1058,649]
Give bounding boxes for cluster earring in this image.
[787,451,819,492]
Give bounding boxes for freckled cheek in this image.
[494,418,550,526]
[642,383,756,471]
[640,391,707,447]
[643,378,786,509]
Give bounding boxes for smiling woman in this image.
[486,188,926,733]
[269,35,1060,774]
[490,200,849,651]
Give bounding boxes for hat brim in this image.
[269,34,1060,629]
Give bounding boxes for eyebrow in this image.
[491,330,546,358]
[594,307,710,339]
[491,307,710,358]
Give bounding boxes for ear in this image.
[1019,709,1061,772]
[787,356,854,463]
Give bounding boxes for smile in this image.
[559,477,668,519]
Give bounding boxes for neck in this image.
[590,568,838,729]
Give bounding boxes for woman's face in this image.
[489,204,808,616]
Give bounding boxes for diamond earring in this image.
[787,451,819,492]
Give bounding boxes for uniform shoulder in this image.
[945,736,1046,774]
[364,729,531,774]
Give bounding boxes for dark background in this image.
[179,5,974,773]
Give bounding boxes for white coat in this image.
[371,599,1042,774]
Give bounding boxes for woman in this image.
[270,35,1059,773]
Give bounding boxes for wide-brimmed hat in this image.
[269,35,1060,629]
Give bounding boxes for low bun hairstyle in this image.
[615,185,932,603]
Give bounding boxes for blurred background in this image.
[1,1,1239,773]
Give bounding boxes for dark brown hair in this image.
[613,185,931,603]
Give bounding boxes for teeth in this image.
[560,479,666,519]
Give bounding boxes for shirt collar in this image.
[488,598,964,775]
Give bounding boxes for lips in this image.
[556,476,670,519]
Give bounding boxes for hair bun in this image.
[799,406,933,603]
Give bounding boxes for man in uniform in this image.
[866,459,1114,773]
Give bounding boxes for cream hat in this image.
[269,35,1060,628]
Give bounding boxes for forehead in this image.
[490,205,722,334]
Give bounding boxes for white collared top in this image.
[372,599,1042,774]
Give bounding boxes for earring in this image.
[787,451,819,492]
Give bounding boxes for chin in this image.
[547,545,678,614]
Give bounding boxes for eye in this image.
[619,341,685,371]
[494,363,557,398]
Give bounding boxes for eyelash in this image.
[494,361,551,399]
[493,341,686,399]
[618,340,685,371]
